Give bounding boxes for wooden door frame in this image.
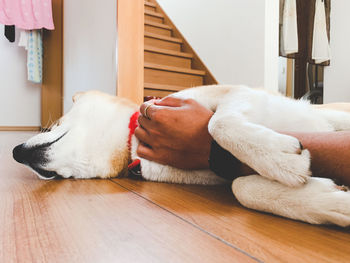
[41,0,64,129]
[117,0,144,105]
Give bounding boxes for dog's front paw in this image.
[254,135,311,187]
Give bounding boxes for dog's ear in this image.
[72,92,85,103]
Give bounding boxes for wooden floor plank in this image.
[113,178,350,263]
[0,132,254,263]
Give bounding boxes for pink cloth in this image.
[0,0,54,30]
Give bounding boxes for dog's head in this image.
[13,91,138,180]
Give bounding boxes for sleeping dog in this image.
[13,85,350,227]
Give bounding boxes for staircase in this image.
[143,0,217,98]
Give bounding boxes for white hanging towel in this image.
[18,30,29,50]
[312,0,331,64]
[281,0,298,55]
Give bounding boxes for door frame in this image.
[41,0,64,129]
[117,0,144,105]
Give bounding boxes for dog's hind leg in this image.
[315,109,350,131]
[208,108,311,187]
[232,175,350,227]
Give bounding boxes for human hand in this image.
[135,97,214,169]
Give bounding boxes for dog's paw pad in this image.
[335,185,349,192]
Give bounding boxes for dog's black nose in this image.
[12,143,57,179]
[13,143,26,164]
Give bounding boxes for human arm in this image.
[281,131,350,186]
[135,98,350,186]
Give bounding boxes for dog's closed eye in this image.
[41,119,63,133]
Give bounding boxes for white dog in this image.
[13,85,350,227]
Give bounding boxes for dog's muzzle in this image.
[13,143,58,179]
[13,133,66,179]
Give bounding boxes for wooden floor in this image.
[1,132,349,263]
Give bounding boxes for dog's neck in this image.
[107,106,139,178]
[126,111,142,176]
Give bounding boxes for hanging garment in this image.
[312,0,331,64]
[27,30,43,83]
[4,25,15,42]
[18,30,29,49]
[281,0,298,55]
[0,0,54,30]
[279,0,331,66]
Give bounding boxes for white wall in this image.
[157,0,267,88]
[324,1,350,103]
[264,0,279,92]
[0,26,41,126]
[64,0,117,113]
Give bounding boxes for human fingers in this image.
[136,143,157,161]
[137,143,174,165]
[140,103,170,123]
[141,102,164,121]
[134,126,153,147]
[140,99,162,119]
[154,96,186,107]
[137,114,154,131]
[140,100,154,119]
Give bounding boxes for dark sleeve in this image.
[208,140,242,181]
[4,25,15,43]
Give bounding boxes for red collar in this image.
[128,111,140,151]
[127,111,141,170]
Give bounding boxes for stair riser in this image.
[145,14,163,23]
[145,37,181,51]
[145,68,203,87]
[145,51,191,68]
[145,5,156,12]
[145,25,171,36]
[144,88,173,98]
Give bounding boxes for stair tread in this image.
[145,20,171,30]
[144,83,189,92]
[144,32,182,43]
[144,45,193,58]
[144,1,156,7]
[145,10,164,18]
[145,63,206,75]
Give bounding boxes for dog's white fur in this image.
[21,85,350,226]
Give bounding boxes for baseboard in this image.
[0,126,41,131]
